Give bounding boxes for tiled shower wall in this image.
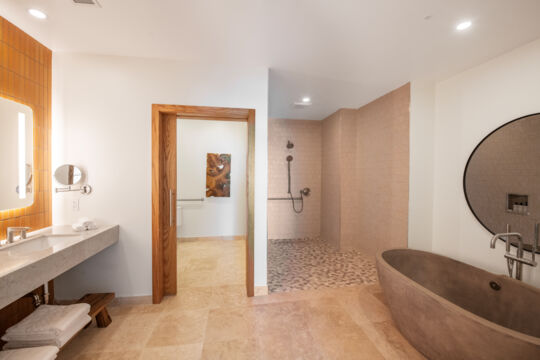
[268,119,321,239]
[351,84,410,255]
[268,84,410,252]
[321,109,350,248]
[321,84,410,256]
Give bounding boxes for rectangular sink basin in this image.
[0,235,83,257]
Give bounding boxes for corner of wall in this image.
[408,80,436,251]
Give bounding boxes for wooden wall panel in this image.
[0,16,52,236]
[162,113,177,295]
[0,16,52,340]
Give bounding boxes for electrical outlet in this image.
[73,200,80,211]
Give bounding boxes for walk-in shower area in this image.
[267,85,410,293]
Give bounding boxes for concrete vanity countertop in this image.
[0,225,119,309]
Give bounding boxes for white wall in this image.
[408,81,435,251]
[177,119,247,238]
[52,53,268,298]
[413,38,540,287]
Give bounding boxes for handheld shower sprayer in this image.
[284,144,310,213]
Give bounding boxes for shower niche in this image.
[506,194,529,215]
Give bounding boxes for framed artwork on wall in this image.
[206,153,231,197]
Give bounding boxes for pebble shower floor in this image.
[267,238,378,293]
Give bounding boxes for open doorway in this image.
[151,105,255,304]
[176,118,247,295]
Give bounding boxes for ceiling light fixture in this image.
[456,20,472,31]
[28,9,47,19]
[293,96,312,107]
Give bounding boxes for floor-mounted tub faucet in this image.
[490,226,538,280]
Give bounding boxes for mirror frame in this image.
[54,164,83,186]
[463,112,540,253]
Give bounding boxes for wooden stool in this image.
[77,293,115,328]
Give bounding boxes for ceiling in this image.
[2,0,540,119]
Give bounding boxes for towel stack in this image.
[0,346,59,360]
[72,217,98,232]
[2,304,91,350]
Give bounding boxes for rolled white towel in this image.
[2,304,90,343]
[71,223,85,232]
[77,217,97,230]
[0,346,59,360]
[85,222,97,230]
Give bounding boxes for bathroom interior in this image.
[0,1,539,359]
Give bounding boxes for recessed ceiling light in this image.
[28,9,47,19]
[293,97,312,107]
[456,20,472,31]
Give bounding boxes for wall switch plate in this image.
[73,200,80,211]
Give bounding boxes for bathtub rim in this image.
[376,248,540,346]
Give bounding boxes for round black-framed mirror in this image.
[463,113,540,254]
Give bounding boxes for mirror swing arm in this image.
[54,164,92,195]
[55,184,92,195]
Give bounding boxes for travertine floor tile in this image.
[201,338,259,360]
[64,350,143,360]
[146,309,209,347]
[372,320,427,360]
[205,307,256,343]
[162,287,215,312]
[57,237,424,359]
[313,329,386,360]
[140,343,203,360]
[108,303,164,316]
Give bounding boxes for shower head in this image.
[287,140,294,149]
[286,155,293,162]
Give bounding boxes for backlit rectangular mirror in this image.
[0,96,34,211]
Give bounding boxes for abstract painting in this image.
[206,153,231,197]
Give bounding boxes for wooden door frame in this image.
[152,104,256,304]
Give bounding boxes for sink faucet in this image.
[6,227,31,244]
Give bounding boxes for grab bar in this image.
[268,197,302,201]
[177,198,204,202]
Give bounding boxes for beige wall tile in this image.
[321,84,410,255]
[268,118,322,239]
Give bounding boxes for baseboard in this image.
[178,235,246,242]
[254,286,268,296]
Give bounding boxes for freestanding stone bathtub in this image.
[376,249,540,360]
